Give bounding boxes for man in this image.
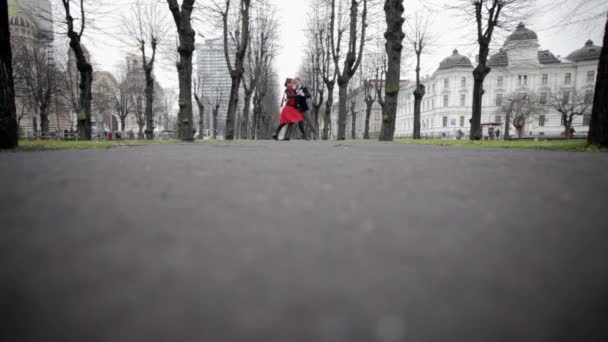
[294,77,318,140]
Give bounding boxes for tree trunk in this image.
[144,70,155,140]
[351,108,357,139]
[337,82,349,140]
[588,14,608,147]
[413,50,424,139]
[323,86,334,140]
[470,44,491,140]
[504,112,511,140]
[379,0,405,141]
[176,51,194,141]
[0,0,18,149]
[40,107,50,136]
[241,91,252,139]
[364,101,372,139]
[167,0,195,141]
[76,68,93,140]
[225,77,241,140]
[120,116,127,131]
[213,109,218,139]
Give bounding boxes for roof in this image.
[488,49,508,67]
[506,23,538,43]
[538,50,560,64]
[9,9,37,30]
[438,49,473,70]
[566,40,601,62]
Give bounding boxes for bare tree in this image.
[379,0,405,141]
[127,1,168,140]
[501,92,543,138]
[241,3,275,139]
[589,13,608,146]
[166,0,196,141]
[114,63,133,131]
[0,1,17,148]
[252,45,277,139]
[329,0,369,140]
[218,0,252,140]
[405,12,431,140]
[550,91,592,138]
[349,91,357,138]
[210,88,223,139]
[453,0,530,140]
[60,0,94,140]
[193,74,206,139]
[363,78,376,139]
[12,38,58,136]
[319,23,337,140]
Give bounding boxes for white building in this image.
[346,23,600,139]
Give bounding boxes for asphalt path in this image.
[1,141,608,341]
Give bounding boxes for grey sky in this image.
[58,0,604,94]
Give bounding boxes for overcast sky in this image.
[61,0,604,94]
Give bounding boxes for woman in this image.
[273,78,306,141]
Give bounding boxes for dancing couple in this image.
[273,77,318,141]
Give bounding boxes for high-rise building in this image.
[196,38,243,137]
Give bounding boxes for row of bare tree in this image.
[298,0,607,144]
[0,0,607,147]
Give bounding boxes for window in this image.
[565,73,571,84]
[444,78,449,89]
[542,74,548,85]
[460,116,465,127]
[450,118,456,126]
[432,98,435,109]
[495,115,502,123]
[585,90,593,104]
[432,84,436,92]
[587,71,595,82]
[539,115,546,127]
[562,91,570,104]
[496,93,503,106]
[442,116,448,128]
[461,77,466,88]
[583,114,591,126]
[518,75,522,85]
[460,94,466,106]
[443,95,449,107]
[540,92,547,104]
[523,75,528,85]
[497,76,503,87]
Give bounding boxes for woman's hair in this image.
[284,78,293,87]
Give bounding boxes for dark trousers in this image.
[284,121,307,140]
[300,110,318,139]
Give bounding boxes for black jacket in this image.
[295,86,311,112]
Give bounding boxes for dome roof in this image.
[438,49,473,70]
[488,49,508,67]
[538,50,560,64]
[9,9,37,30]
[566,40,601,62]
[506,23,538,43]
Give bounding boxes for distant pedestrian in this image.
[495,129,500,140]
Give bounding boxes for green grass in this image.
[3,139,185,152]
[394,138,607,152]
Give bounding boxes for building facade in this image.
[344,23,600,139]
[196,38,243,138]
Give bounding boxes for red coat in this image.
[279,87,303,124]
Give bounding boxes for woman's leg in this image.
[284,124,293,140]
[273,123,286,140]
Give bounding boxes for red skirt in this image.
[279,105,303,124]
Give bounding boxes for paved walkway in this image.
[1,141,607,341]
